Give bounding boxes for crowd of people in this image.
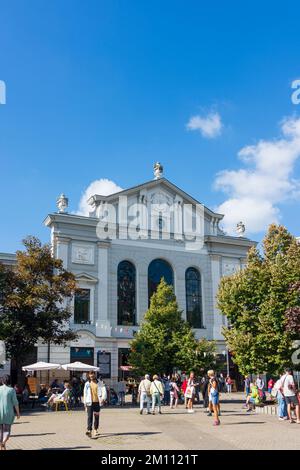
[1,367,300,449]
[244,368,300,424]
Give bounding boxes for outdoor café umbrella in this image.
[60,361,99,372]
[22,361,61,371]
[22,362,62,394]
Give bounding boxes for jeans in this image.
[226,384,232,393]
[87,402,100,431]
[277,393,287,418]
[140,392,151,412]
[152,393,161,412]
[163,390,170,405]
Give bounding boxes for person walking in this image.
[0,375,20,451]
[169,375,180,409]
[83,371,107,438]
[244,375,251,397]
[273,375,288,421]
[185,371,196,413]
[150,375,164,415]
[138,374,151,415]
[117,379,126,406]
[225,375,232,393]
[280,368,300,424]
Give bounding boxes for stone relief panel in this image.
[72,243,95,265]
[222,259,240,276]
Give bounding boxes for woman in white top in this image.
[185,371,196,413]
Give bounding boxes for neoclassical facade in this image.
[1,165,256,383]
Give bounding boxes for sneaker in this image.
[85,430,92,438]
[278,417,285,420]
[140,409,143,415]
[146,411,151,415]
[92,429,98,438]
[152,411,155,415]
[159,410,162,414]
[296,420,300,424]
[207,411,212,416]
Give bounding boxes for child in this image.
[209,378,220,426]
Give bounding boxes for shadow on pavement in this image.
[222,421,266,425]
[40,446,92,450]
[97,431,161,438]
[12,433,56,437]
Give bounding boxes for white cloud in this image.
[76,178,123,216]
[186,112,223,138]
[215,117,300,235]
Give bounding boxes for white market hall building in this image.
[0,164,256,384]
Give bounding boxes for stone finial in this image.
[236,221,245,237]
[56,193,69,213]
[153,162,163,179]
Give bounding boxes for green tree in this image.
[0,236,78,373]
[217,224,300,375]
[129,278,216,376]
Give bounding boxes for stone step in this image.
[255,404,278,415]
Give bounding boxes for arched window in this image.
[148,258,173,304]
[118,261,136,325]
[185,267,203,328]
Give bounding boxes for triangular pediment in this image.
[88,177,223,220]
[75,272,98,284]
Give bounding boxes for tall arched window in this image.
[148,258,173,304]
[185,267,203,328]
[118,261,136,325]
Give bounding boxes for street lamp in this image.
[222,348,230,377]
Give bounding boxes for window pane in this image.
[118,261,136,326]
[185,268,203,328]
[148,258,173,304]
[74,289,90,324]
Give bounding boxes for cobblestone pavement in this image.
[6,393,300,450]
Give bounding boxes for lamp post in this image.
[222,348,230,377]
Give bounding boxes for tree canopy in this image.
[129,278,217,376]
[0,236,78,366]
[217,224,300,375]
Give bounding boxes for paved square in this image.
[7,393,300,450]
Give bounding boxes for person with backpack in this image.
[280,368,300,424]
[150,375,164,415]
[138,374,151,415]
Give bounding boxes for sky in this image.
[1,1,300,252]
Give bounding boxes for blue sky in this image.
[1,1,300,252]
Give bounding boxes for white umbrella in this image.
[22,361,61,371]
[61,361,99,372]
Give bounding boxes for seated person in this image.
[246,380,261,411]
[38,384,49,404]
[22,386,29,405]
[50,379,63,391]
[46,381,70,406]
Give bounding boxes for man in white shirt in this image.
[280,368,300,424]
[138,374,151,415]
